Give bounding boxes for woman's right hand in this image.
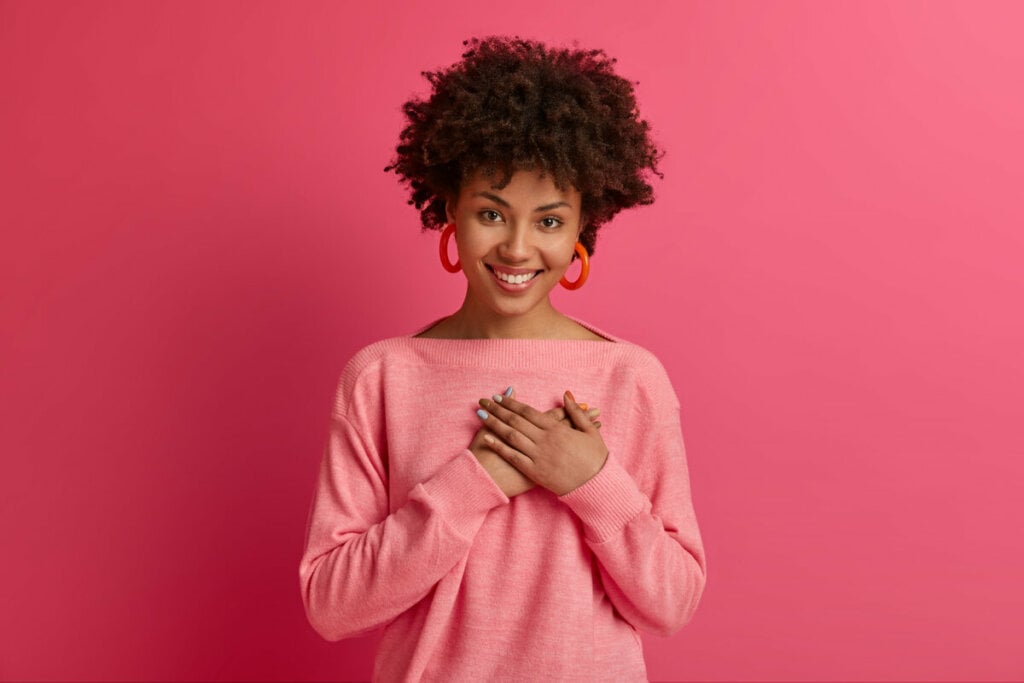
[470,388,601,498]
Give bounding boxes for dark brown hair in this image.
[385,36,662,255]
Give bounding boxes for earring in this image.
[439,223,461,273]
[560,242,590,290]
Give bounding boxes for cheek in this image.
[550,240,579,268]
[454,230,492,262]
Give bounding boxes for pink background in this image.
[2,1,1022,680]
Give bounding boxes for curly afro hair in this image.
[384,36,663,256]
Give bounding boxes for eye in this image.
[477,209,503,223]
[539,216,563,229]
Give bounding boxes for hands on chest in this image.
[468,388,609,497]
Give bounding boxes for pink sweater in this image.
[299,321,706,681]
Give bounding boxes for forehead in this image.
[460,169,580,205]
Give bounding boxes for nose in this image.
[498,223,532,262]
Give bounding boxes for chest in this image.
[379,367,638,507]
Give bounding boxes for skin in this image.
[469,388,603,497]
[421,169,612,497]
[477,390,609,497]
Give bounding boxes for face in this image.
[446,169,583,323]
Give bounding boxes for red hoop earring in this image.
[560,242,589,290]
[439,223,461,273]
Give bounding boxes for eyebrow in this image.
[472,191,572,212]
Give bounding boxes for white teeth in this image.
[494,269,537,285]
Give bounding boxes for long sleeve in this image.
[299,406,508,641]
[559,407,707,636]
[297,331,705,681]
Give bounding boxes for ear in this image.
[445,197,457,225]
[576,213,588,241]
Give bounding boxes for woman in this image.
[299,36,706,681]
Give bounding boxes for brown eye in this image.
[480,210,502,223]
[540,217,563,229]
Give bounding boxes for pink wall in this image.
[2,1,1022,680]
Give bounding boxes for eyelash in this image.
[477,211,563,229]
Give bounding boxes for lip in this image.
[489,264,540,276]
[486,264,543,292]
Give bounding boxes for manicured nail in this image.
[579,403,588,411]
[476,409,489,421]
[565,390,576,403]
[493,394,505,403]
[504,386,514,397]
[484,435,495,445]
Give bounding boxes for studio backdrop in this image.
[1,1,1022,680]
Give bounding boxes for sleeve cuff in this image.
[558,454,646,542]
[419,449,509,538]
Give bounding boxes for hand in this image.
[470,389,601,498]
[469,425,534,498]
[476,391,609,496]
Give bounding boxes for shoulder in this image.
[344,337,413,370]
[332,337,417,417]
[580,326,680,411]
[575,318,669,372]
[617,342,672,380]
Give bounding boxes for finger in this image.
[483,433,535,471]
[563,390,596,433]
[545,407,568,422]
[479,397,547,442]
[487,393,555,431]
[477,404,537,452]
[547,406,599,425]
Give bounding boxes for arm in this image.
[299,409,508,641]
[558,412,707,636]
[477,392,706,636]
[301,378,604,641]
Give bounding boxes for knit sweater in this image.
[299,320,706,681]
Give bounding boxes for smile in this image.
[487,265,542,291]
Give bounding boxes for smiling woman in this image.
[431,169,590,338]
[298,36,706,681]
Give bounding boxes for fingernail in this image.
[492,394,503,403]
[476,409,489,421]
[579,403,588,411]
[504,386,514,397]
[565,390,576,403]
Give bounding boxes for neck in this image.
[444,293,568,340]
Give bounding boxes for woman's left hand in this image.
[476,391,609,496]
